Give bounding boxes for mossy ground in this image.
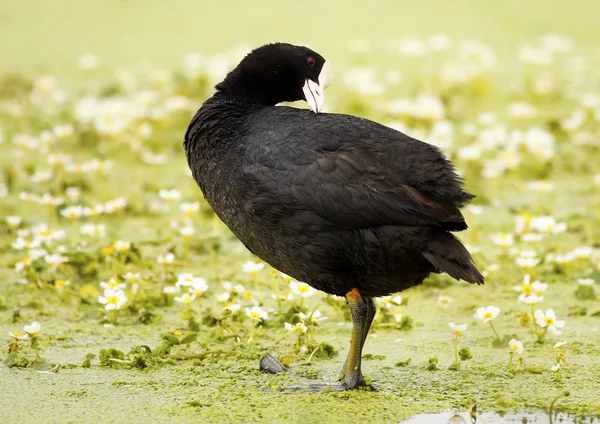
[1,1,600,423]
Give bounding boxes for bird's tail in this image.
[422,231,484,285]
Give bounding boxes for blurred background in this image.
[2,0,599,77]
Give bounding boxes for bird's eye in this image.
[307,57,316,67]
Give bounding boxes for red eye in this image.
[307,57,316,67]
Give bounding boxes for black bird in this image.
[184,43,483,390]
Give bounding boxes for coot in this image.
[184,43,483,390]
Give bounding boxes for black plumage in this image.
[184,43,483,389]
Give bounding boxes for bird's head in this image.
[216,43,333,113]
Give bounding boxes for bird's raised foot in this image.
[259,353,289,374]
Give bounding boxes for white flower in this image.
[6,216,23,228]
[285,322,308,333]
[23,321,41,337]
[474,306,500,323]
[569,246,592,259]
[157,253,175,264]
[534,309,565,334]
[394,37,427,56]
[223,303,241,312]
[176,273,196,288]
[413,93,445,121]
[179,202,200,215]
[113,240,130,253]
[216,292,231,302]
[578,278,595,286]
[520,294,543,305]
[184,52,204,78]
[245,306,268,321]
[12,237,41,250]
[98,289,128,311]
[60,205,84,219]
[481,263,499,278]
[521,233,543,243]
[437,295,453,309]
[53,124,74,138]
[299,310,328,324]
[83,205,105,217]
[449,322,467,337]
[541,33,573,53]
[553,341,567,349]
[289,280,317,298]
[44,254,68,270]
[189,278,209,296]
[518,44,553,65]
[508,102,537,119]
[158,189,182,202]
[458,40,496,69]
[100,277,126,290]
[514,274,531,293]
[104,196,127,213]
[242,260,265,275]
[179,226,195,237]
[551,363,561,372]
[162,286,178,295]
[31,169,53,183]
[464,205,483,216]
[174,293,196,304]
[490,232,514,247]
[530,216,566,234]
[9,332,29,340]
[508,339,523,354]
[428,34,452,51]
[378,295,403,309]
[77,54,99,70]
[526,181,555,192]
[531,281,548,296]
[516,252,540,268]
[122,272,140,284]
[65,187,80,200]
[80,223,106,238]
[32,224,65,243]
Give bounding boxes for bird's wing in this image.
[244,142,466,230]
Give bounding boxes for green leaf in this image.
[395,357,412,367]
[32,361,52,371]
[280,355,294,366]
[162,334,181,345]
[99,349,109,365]
[180,333,198,345]
[3,351,18,366]
[459,347,473,361]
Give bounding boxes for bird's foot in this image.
[259,353,289,374]
[276,381,376,392]
[338,368,378,391]
[277,383,346,392]
[259,353,376,392]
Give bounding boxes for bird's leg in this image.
[261,289,376,392]
[339,288,376,389]
[340,293,376,375]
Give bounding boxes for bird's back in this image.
[185,100,482,296]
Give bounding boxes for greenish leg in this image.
[339,288,376,389]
